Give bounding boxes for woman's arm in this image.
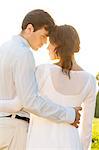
[79,75,96,150]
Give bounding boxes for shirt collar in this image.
[13,35,30,48]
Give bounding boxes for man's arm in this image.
[0,50,76,124]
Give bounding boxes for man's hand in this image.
[71,107,82,128]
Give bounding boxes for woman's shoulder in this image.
[35,63,53,72]
[81,71,96,83]
[72,65,95,81]
[71,70,96,89]
[82,71,96,81]
[35,64,53,83]
[72,68,95,78]
[83,72,96,90]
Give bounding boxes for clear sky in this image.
[0,0,98,76]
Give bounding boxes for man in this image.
[0,9,81,150]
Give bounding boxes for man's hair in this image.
[21,9,55,35]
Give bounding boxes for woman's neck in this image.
[71,56,84,71]
[54,56,84,71]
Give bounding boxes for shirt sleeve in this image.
[12,50,76,123]
[79,75,96,150]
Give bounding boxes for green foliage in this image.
[96,72,99,81]
[96,72,99,86]
[91,118,99,150]
[95,92,99,118]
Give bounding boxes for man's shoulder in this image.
[9,35,32,57]
[0,36,31,56]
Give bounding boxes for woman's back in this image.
[37,64,91,106]
[27,64,96,150]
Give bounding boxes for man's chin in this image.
[33,47,39,51]
[31,45,41,51]
[35,45,42,50]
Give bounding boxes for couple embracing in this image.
[0,9,96,150]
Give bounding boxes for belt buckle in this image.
[11,113,16,119]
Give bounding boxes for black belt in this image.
[4,115,30,123]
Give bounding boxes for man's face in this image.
[29,27,48,50]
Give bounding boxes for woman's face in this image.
[47,43,58,60]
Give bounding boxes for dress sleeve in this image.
[79,75,96,150]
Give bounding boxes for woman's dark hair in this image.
[22,9,55,35]
[49,25,80,78]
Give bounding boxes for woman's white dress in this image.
[27,64,96,150]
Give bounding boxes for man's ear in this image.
[26,24,34,34]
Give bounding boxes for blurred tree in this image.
[95,72,99,117]
[95,92,99,117]
[96,72,99,86]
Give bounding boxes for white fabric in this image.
[27,64,96,150]
[0,117,28,150]
[0,35,76,123]
[0,97,22,113]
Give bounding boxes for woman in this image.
[27,25,96,150]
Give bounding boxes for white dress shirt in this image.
[0,35,75,123]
